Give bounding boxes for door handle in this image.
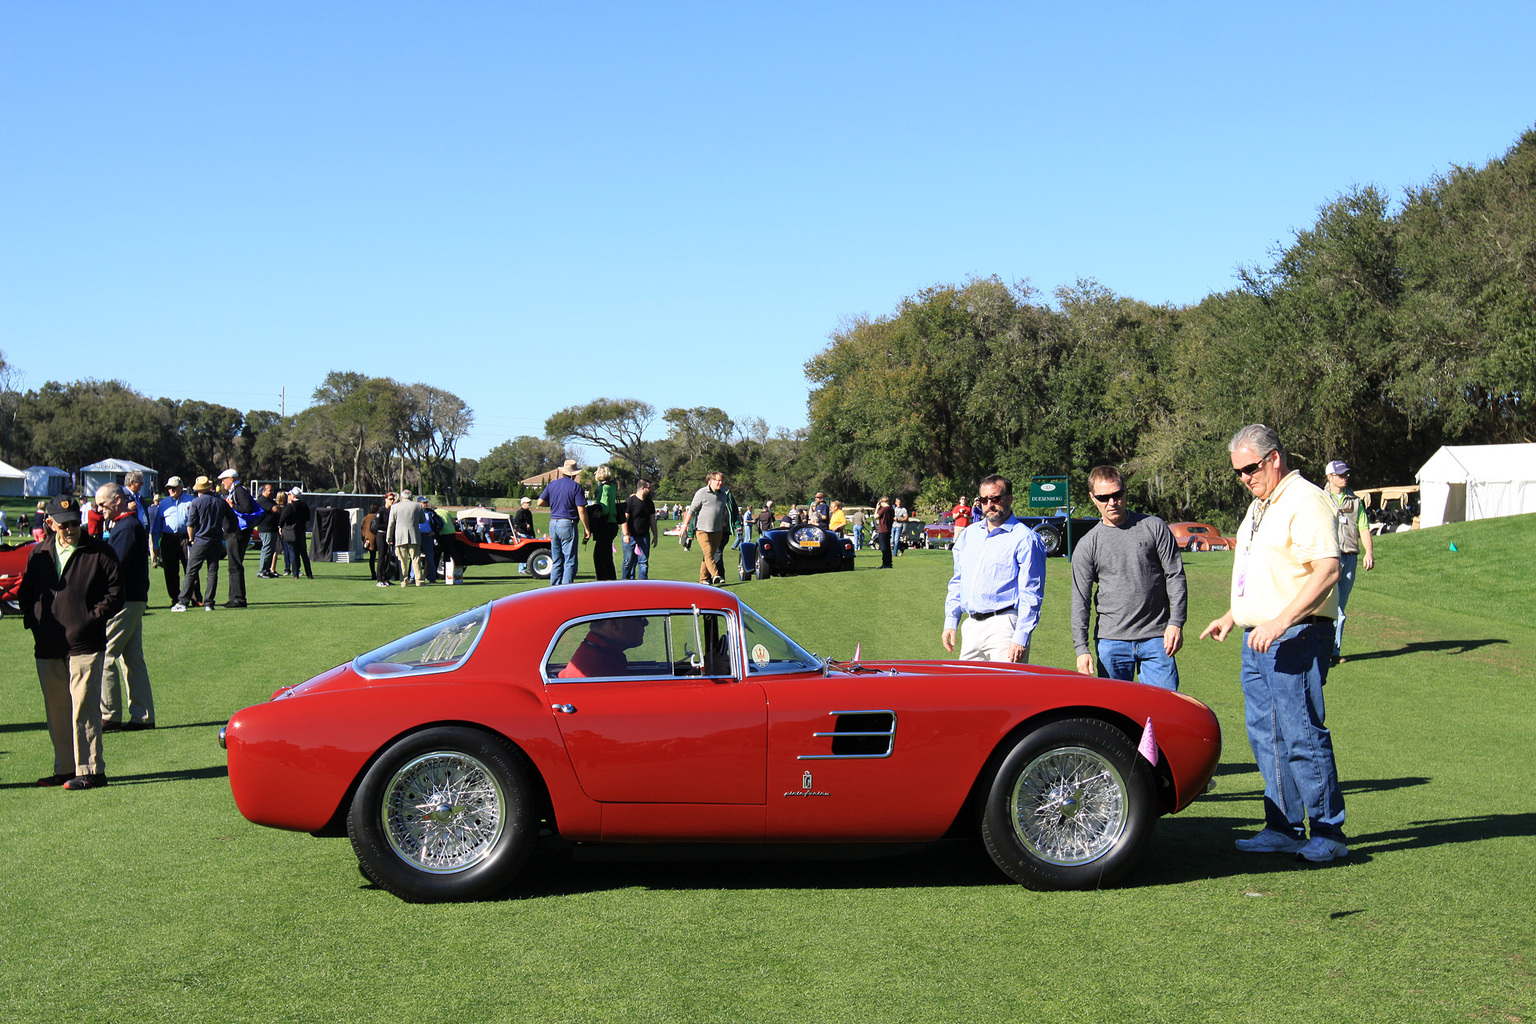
[551,703,577,714]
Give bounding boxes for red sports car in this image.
[0,541,37,616]
[222,581,1221,901]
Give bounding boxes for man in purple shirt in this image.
[537,460,592,586]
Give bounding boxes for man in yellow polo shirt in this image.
[1201,424,1347,864]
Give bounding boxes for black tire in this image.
[1033,524,1063,556]
[526,550,552,580]
[980,718,1156,890]
[756,557,771,581]
[348,726,536,902]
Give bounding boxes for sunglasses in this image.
[977,494,1009,505]
[1092,488,1125,502]
[1233,452,1274,478]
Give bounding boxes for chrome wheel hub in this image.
[1009,745,1128,866]
[382,751,505,873]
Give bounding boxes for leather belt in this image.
[1301,615,1334,626]
[969,607,1015,622]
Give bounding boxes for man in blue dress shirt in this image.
[941,474,1048,663]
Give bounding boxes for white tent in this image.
[1415,443,1536,527]
[25,466,71,497]
[0,459,23,497]
[79,458,158,498]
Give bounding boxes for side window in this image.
[545,612,735,681]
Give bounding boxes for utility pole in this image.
[280,386,286,417]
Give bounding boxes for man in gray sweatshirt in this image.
[1070,465,1187,689]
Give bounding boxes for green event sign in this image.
[1029,476,1067,508]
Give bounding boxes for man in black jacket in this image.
[174,475,233,611]
[19,494,123,790]
[218,469,257,607]
[96,483,156,730]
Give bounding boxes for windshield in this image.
[737,600,821,674]
[353,605,490,677]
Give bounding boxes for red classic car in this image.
[222,581,1221,901]
[1168,522,1238,552]
[1,541,36,615]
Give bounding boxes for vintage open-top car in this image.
[444,506,552,580]
[221,581,1221,901]
[749,523,855,579]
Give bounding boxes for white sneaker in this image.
[170,603,187,613]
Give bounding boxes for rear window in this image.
[353,605,490,677]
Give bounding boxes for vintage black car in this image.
[747,524,855,580]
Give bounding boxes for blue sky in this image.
[4,2,1534,461]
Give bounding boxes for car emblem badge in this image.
[784,769,828,798]
[752,644,770,667]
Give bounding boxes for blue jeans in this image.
[853,525,865,550]
[1333,552,1358,657]
[892,522,904,552]
[549,518,579,586]
[1096,636,1179,690]
[1240,621,1346,840]
[622,535,651,580]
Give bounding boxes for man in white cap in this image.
[218,469,257,608]
[150,476,198,606]
[1323,460,1375,665]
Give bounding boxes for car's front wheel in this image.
[756,556,771,581]
[981,718,1155,890]
[348,726,535,902]
[1032,523,1063,556]
[526,550,552,580]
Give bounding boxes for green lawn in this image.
[1,518,1532,1022]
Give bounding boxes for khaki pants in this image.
[397,542,423,585]
[959,612,1031,664]
[696,531,727,584]
[37,653,106,777]
[101,600,154,725]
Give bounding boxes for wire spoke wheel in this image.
[981,718,1155,889]
[1009,746,1127,866]
[382,752,506,873]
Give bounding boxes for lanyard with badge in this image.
[1235,498,1272,598]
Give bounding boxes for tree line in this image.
[804,126,1535,528]
[4,126,1530,521]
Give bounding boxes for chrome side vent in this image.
[799,710,897,760]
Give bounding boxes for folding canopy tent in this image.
[1415,443,1536,527]
[0,459,23,498]
[24,466,70,497]
[79,458,158,497]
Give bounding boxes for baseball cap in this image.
[46,495,83,525]
[1324,460,1350,476]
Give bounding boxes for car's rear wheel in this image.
[348,726,535,902]
[981,718,1155,890]
[757,556,771,580]
[1032,523,1063,555]
[526,550,552,580]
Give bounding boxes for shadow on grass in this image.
[1198,774,1431,804]
[1342,638,1510,662]
[110,764,229,785]
[0,721,47,734]
[397,798,1524,899]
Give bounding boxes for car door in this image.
[544,609,766,807]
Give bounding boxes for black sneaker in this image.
[63,774,108,791]
[100,720,125,732]
[36,773,72,787]
[122,721,157,732]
